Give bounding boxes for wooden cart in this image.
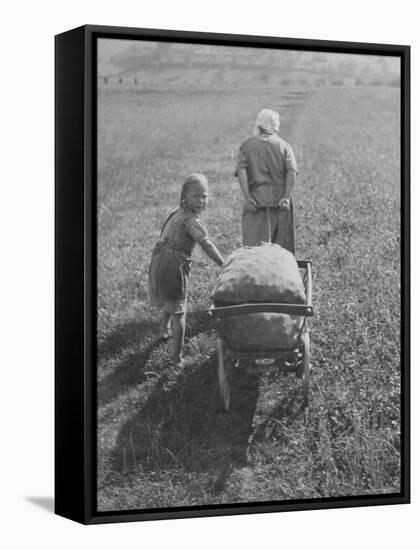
[209,260,313,412]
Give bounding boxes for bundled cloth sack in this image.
[211,243,305,305]
[211,243,306,351]
[220,312,302,351]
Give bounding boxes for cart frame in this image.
[209,260,313,411]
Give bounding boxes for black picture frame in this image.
[55,24,410,525]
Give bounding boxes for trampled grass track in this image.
[97,85,400,511]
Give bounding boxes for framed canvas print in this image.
[55,24,410,524]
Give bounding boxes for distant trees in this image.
[100,44,400,89]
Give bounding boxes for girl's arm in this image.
[199,239,224,266]
[237,168,257,210]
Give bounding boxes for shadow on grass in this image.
[98,308,209,359]
[185,307,213,339]
[97,308,214,407]
[109,353,260,494]
[250,386,305,446]
[98,341,158,407]
[98,317,154,361]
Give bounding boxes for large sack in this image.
[221,312,303,351]
[211,243,305,305]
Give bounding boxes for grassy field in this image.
[97,83,401,511]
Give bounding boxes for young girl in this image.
[148,173,224,367]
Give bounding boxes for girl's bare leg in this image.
[158,311,172,339]
[171,312,185,365]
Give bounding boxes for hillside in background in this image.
[98,38,400,88]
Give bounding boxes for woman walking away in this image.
[235,108,298,254]
[149,173,224,367]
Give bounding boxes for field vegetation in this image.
[97,82,401,511]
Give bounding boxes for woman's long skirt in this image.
[242,197,296,254]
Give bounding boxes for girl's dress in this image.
[148,206,208,313]
[236,133,298,254]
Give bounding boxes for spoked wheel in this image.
[218,339,231,412]
[301,331,310,409]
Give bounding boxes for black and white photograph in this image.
[4,0,419,546]
[95,34,406,513]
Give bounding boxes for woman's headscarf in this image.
[253,108,280,136]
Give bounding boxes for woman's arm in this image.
[279,169,297,210]
[237,168,251,199]
[199,239,224,266]
[237,168,257,210]
[283,169,296,200]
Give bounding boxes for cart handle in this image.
[297,259,312,269]
[209,259,313,318]
[209,302,313,318]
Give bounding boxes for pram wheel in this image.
[301,331,310,408]
[217,339,231,412]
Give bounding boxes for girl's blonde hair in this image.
[180,173,208,205]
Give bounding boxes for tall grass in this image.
[97,84,400,511]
